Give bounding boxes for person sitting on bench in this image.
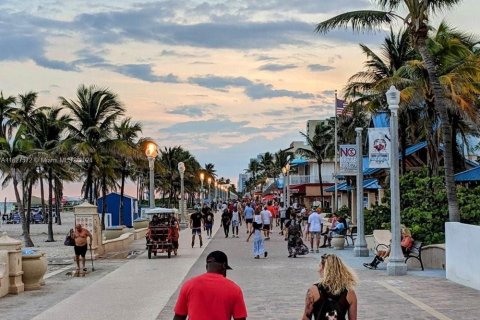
[320,215,346,248]
[363,228,413,269]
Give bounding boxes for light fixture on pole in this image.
[214,180,218,203]
[285,163,291,206]
[145,142,158,209]
[282,167,287,207]
[207,177,212,203]
[178,162,185,224]
[386,85,407,276]
[200,172,205,205]
[354,128,369,257]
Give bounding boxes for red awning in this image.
[289,184,306,194]
[262,194,276,201]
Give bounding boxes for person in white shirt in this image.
[231,208,240,238]
[260,206,272,240]
[307,208,322,253]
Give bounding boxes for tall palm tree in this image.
[316,0,465,222]
[245,159,260,192]
[60,85,124,203]
[0,92,16,139]
[258,152,275,179]
[113,118,142,225]
[297,120,335,207]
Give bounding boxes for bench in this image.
[345,226,357,246]
[373,229,391,252]
[405,241,424,270]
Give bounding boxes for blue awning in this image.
[455,166,480,182]
[290,157,308,166]
[324,178,382,192]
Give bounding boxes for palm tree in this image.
[0,92,16,139]
[297,120,335,207]
[60,85,124,203]
[113,118,142,225]
[316,0,466,222]
[0,129,35,247]
[245,159,260,192]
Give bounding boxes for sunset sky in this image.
[0,0,478,200]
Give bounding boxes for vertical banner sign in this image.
[339,144,358,176]
[368,128,391,168]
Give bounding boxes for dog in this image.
[325,310,338,320]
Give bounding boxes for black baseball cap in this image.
[206,250,232,270]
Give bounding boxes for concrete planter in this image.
[104,227,125,240]
[331,236,345,250]
[133,219,149,230]
[22,252,47,290]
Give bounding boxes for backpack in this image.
[315,284,348,320]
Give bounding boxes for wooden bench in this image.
[405,241,424,270]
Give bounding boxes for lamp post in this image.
[386,85,407,276]
[178,162,185,224]
[207,177,212,203]
[200,172,205,205]
[282,167,287,206]
[214,180,218,203]
[145,142,158,209]
[354,128,369,257]
[285,163,291,206]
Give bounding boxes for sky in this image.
[0,0,478,200]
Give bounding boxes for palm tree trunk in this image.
[46,168,54,242]
[119,164,126,226]
[101,175,107,230]
[55,180,62,225]
[40,177,46,223]
[416,38,460,222]
[13,170,34,247]
[27,181,33,234]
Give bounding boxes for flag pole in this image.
[334,90,338,213]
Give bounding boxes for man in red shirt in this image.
[173,251,247,320]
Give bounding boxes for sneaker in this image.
[254,255,260,259]
[310,249,314,253]
[264,252,268,258]
[288,254,292,258]
[363,263,375,270]
[315,249,319,253]
[319,244,327,248]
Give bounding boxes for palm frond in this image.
[316,10,395,33]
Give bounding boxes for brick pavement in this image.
[158,223,480,320]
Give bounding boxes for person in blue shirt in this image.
[243,204,254,234]
[320,215,346,248]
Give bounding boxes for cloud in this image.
[308,64,334,72]
[161,119,276,135]
[259,63,297,72]
[115,65,180,83]
[166,104,219,117]
[189,75,314,100]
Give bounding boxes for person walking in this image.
[244,203,254,234]
[302,254,358,320]
[260,206,271,240]
[173,251,247,320]
[190,209,203,248]
[279,203,287,235]
[204,208,214,239]
[285,218,308,258]
[246,208,268,259]
[231,207,240,238]
[307,208,322,253]
[221,208,232,238]
[73,223,92,273]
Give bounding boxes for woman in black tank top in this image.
[302,254,358,320]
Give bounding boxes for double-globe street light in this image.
[282,163,291,207]
[207,177,212,203]
[178,162,185,224]
[145,142,158,209]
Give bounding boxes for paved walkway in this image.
[3,213,480,320]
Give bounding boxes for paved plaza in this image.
[1,212,480,320]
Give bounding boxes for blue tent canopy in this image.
[324,178,382,192]
[290,157,308,166]
[455,166,480,182]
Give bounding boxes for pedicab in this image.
[144,208,179,259]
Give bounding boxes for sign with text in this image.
[339,144,358,176]
[368,128,391,168]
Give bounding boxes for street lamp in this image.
[145,142,158,209]
[200,172,205,205]
[207,177,212,203]
[214,180,218,203]
[354,128,369,257]
[178,162,185,224]
[282,167,287,207]
[285,163,291,206]
[386,85,407,276]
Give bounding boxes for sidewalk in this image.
[158,225,480,320]
[31,212,223,320]
[11,217,480,320]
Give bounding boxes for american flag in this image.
[336,98,352,116]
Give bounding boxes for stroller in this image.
[286,219,309,258]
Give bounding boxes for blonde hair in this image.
[401,227,412,237]
[319,254,358,295]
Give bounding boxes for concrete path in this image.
[31,212,222,320]
[4,215,480,320]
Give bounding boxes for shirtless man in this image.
[73,224,92,272]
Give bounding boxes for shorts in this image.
[262,224,270,231]
[205,223,212,230]
[310,231,321,238]
[245,218,253,224]
[232,220,239,227]
[192,228,202,235]
[74,244,88,257]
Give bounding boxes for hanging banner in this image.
[368,128,391,168]
[339,144,358,176]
